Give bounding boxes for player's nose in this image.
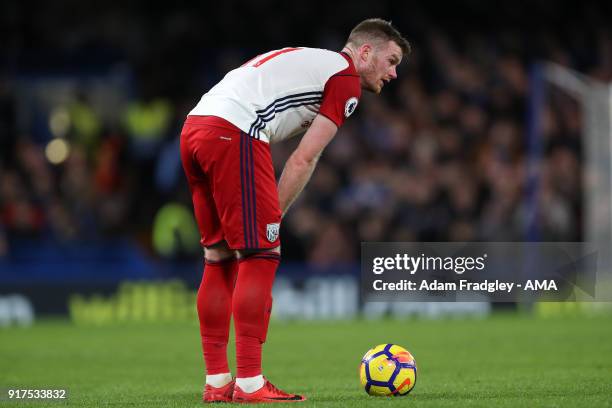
[388,66,397,80]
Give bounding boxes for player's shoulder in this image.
[296,48,353,70]
[299,47,344,59]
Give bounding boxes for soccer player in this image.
[180,18,410,403]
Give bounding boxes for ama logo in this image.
[344,97,359,118]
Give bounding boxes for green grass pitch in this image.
[1,315,611,407]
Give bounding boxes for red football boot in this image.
[203,379,235,403]
[233,378,306,403]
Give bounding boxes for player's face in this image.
[361,41,403,94]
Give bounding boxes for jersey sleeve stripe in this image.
[256,96,323,121]
[251,96,323,134]
[255,91,323,114]
[250,98,323,137]
[249,91,323,137]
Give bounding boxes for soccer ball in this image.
[359,343,417,396]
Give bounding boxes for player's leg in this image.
[232,245,304,401]
[180,120,238,401]
[233,246,309,401]
[199,240,237,385]
[218,133,304,402]
[232,246,280,392]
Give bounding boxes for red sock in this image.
[198,257,238,375]
[233,253,279,378]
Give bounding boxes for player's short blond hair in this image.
[346,18,411,56]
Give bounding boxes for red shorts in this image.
[180,115,281,250]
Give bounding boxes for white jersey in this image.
[189,47,361,144]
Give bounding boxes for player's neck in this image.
[341,47,357,65]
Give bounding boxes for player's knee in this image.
[204,241,235,262]
[237,246,281,259]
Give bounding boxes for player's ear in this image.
[358,44,372,62]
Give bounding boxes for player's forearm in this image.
[277,154,319,218]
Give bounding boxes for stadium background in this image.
[1,1,612,407]
[1,0,611,318]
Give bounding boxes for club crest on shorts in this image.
[266,223,280,243]
[344,97,359,118]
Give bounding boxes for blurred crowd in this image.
[1,1,610,265]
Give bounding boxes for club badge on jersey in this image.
[266,223,280,243]
[345,97,359,118]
